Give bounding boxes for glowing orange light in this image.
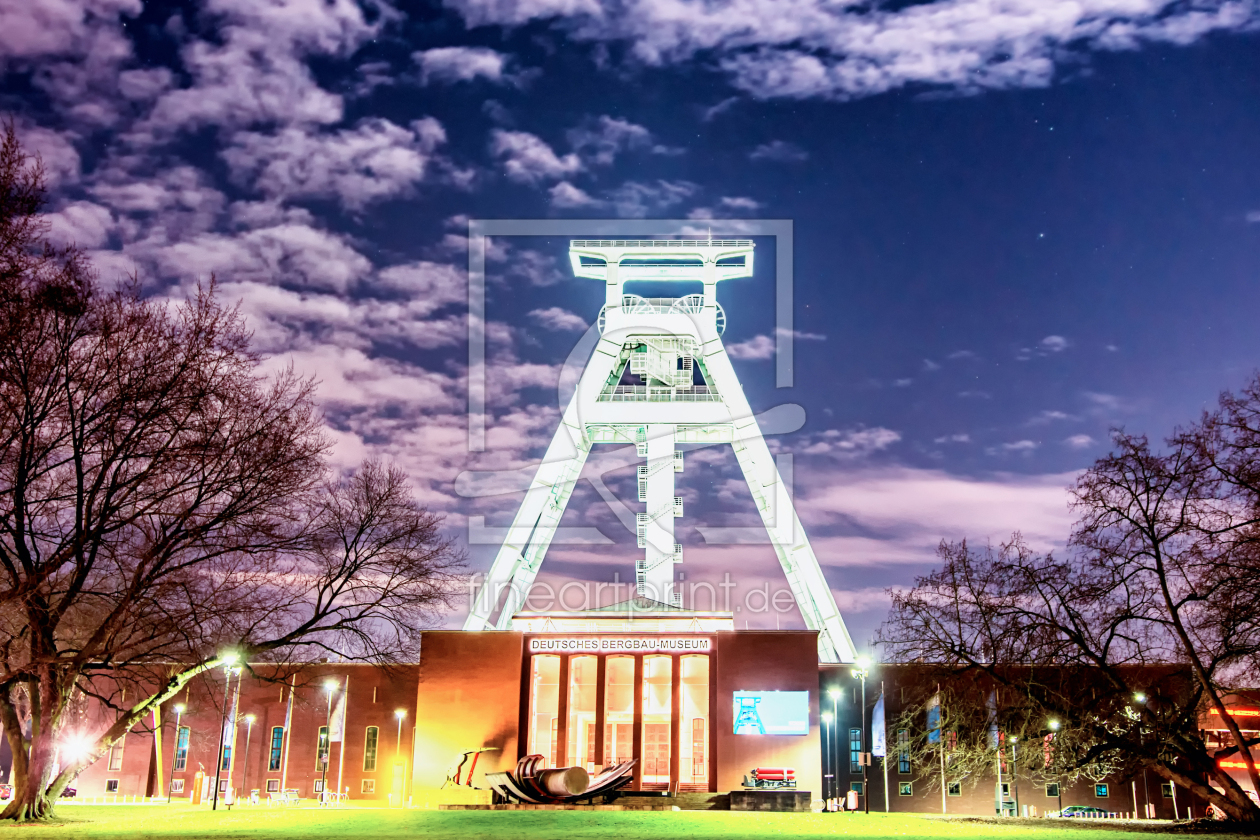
[1209,708,1260,717]
[1219,759,1259,770]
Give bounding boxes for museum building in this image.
[55,596,1244,820]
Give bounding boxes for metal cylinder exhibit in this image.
[535,767,590,797]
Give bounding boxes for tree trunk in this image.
[0,727,57,821]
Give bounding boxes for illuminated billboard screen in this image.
[733,691,809,735]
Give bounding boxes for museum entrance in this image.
[523,647,713,791]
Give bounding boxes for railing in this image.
[600,386,721,403]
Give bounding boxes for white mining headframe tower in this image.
[464,239,857,663]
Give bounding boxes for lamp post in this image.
[852,656,870,814]
[1049,720,1062,816]
[827,687,840,809]
[241,714,255,801]
[167,703,185,804]
[394,709,407,807]
[821,711,833,807]
[211,654,239,811]
[320,679,337,805]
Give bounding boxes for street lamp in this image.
[852,656,871,815]
[167,703,185,804]
[212,654,239,811]
[1049,720,1062,816]
[320,679,338,805]
[827,687,841,807]
[395,709,407,807]
[241,714,256,802]
[821,711,833,806]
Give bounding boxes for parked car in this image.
[1049,805,1108,818]
[0,784,11,800]
[60,787,76,798]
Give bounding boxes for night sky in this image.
[6,1,1260,652]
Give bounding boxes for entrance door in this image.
[643,723,671,781]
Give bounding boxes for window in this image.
[174,726,190,771]
[220,745,232,771]
[1046,783,1060,797]
[361,779,375,794]
[1161,783,1174,799]
[899,782,912,796]
[316,726,328,770]
[1001,782,1010,797]
[266,780,279,793]
[108,736,125,771]
[363,726,379,772]
[527,655,561,767]
[681,655,709,784]
[897,729,910,774]
[314,779,325,793]
[947,782,961,797]
[567,656,598,773]
[105,780,119,793]
[219,779,228,792]
[170,779,185,794]
[641,656,673,784]
[605,656,634,766]
[268,727,284,771]
[849,728,862,772]
[850,782,864,794]
[1095,783,1109,798]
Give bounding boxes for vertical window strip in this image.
[364,726,379,772]
[174,727,190,771]
[268,726,284,771]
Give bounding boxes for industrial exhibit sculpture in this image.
[742,767,798,789]
[485,754,638,804]
[464,239,856,663]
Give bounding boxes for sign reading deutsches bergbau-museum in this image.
[528,637,712,653]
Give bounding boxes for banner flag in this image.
[329,679,348,742]
[871,693,886,757]
[280,675,295,790]
[222,671,240,748]
[986,691,999,750]
[926,692,941,744]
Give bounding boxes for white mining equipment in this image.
[463,239,856,663]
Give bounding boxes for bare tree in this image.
[882,369,1260,825]
[0,125,462,820]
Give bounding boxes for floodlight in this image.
[395,709,407,720]
[245,713,256,723]
[855,655,871,670]
[822,711,833,724]
[174,703,186,714]
[1049,720,1060,731]
[1134,692,1146,703]
[221,651,239,666]
[325,679,339,693]
[827,687,841,700]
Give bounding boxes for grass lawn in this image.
[0,805,1241,840]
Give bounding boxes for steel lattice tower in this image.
[463,239,857,663]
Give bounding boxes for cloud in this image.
[447,0,1260,101]
[550,181,599,207]
[566,115,659,164]
[750,140,808,162]
[725,335,775,360]
[1027,409,1073,425]
[922,358,941,372]
[221,118,447,210]
[1247,210,1260,223]
[604,179,698,218]
[720,196,761,211]
[528,306,587,331]
[490,129,583,184]
[893,378,912,387]
[1040,334,1069,352]
[988,439,1040,455]
[415,46,511,85]
[1064,434,1096,449]
[933,433,971,444]
[796,427,901,457]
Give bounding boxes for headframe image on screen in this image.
[732,691,809,735]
